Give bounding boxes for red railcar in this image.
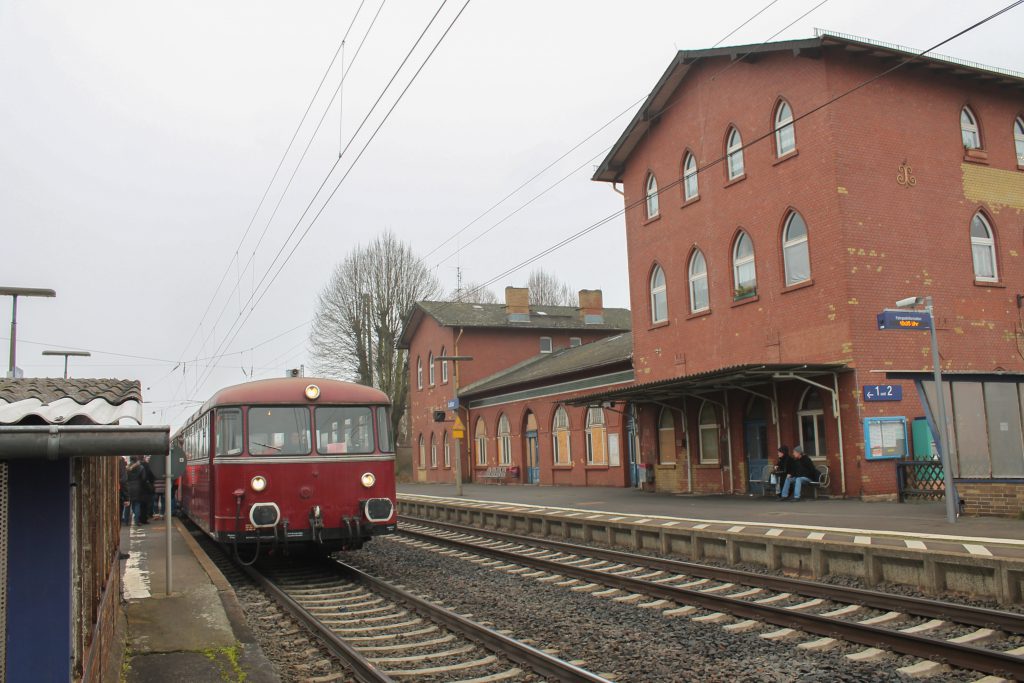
[174,377,397,556]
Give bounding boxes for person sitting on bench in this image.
[779,445,818,501]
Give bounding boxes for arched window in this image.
[798,389,826,457]
[782,211,811,286]
[552,407,571,465]
[416,357,423,389]
[440,346,449,384]
[683,152,699,200]
[698,402,719,464]
[650,265,668,323]
[443,431,451,468]
[970,212,998,281]
[430,433,437,467]
[726,127,744,180]
[474,417,487,466]
[689,249,709,312]
[418,434,425,468]
[497,414,512,465]
[585,407,607,465]
[1014,116,1024,166]
[774,100,795,156]
[733,231,756,297]
[657,408,676,464]
[645,173,659,218]
[428,351,435,386]
[961,106,981,149]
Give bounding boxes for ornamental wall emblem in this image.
[897,162,916,188]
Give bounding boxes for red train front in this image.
[176,377,397,556]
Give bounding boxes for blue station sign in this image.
[876,309,932,330]
[447,398,459,410]
[863,384,902,402]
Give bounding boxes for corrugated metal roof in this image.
[461,333,633,397]
[0,379,143,425]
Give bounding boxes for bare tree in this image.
[447,281,499,304]
[527,268,576,306]
[309,232,441,441]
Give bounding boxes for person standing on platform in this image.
[780,445,818,501]
[119,455,130,524]
[152,469,165,520]
[139,456,156,524]
[125,456,147,524]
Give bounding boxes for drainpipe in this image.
[0,425,170,459]
[611,182,625,196]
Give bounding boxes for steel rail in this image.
[399,523,1024,679]
[330,557,613,683]
[401,516,1024,634]
[237,563,395,683]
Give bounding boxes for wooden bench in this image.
[480,466,509,481]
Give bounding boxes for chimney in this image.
[505,287,530,322]
[578,289,604,324]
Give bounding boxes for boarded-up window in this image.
[951,382,988,478]
[586,407,607,465]
[658,409,676,464]
[987,383,1024,477]
[553,407,571,465]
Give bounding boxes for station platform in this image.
[117,517,280,683]
[397,482,1024,561]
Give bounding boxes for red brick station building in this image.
[402,32,1024,517]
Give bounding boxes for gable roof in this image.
[460,332,632,397]
[593,31,1024,183]
[398,300,631,348]
[0,378,143,425]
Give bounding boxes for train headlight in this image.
[250,475,268,492]
[304,384,320,400]
[360,472,376,488]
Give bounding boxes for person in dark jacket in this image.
[139,456,156,523]
[124,456,147,524]
[772,445,792,498]
[780,445,819,501]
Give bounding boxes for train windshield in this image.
[248,407,311,456]
[315,406,374,454]
[377,406,392,452]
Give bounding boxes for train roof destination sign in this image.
[877,309,932,331]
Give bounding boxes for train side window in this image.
[377,406,393,452]
[315,406,374,454]
[248,406,311,456]
[216,409,243,456]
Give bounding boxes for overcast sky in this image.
[1,0,1021,427]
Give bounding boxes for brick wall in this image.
[957,481,1024,518]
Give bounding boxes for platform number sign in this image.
[863,384,902,402]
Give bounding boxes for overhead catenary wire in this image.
[174,1,472,421]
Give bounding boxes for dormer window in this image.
[540,337,553,353]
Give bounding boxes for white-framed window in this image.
[726,127,744,180]
[440,346,448,384]
[416,356,423,389]
[428,351,435,386]
[733,231,756,297]
[552,407,571,465]
[657,407,676,464]
[688,249,709,313]
[798,388,826,457]
[782,211,811,286]
[1014,116,1024,166]
[430,433,437,468]
[418,434,425,468]
[497,414,512,465]
[683,152,698,200]
[698,401,719,464]
[774,100,795,156]
[645,173,659,218]
[585,406,607,465]
[569,337,582,348]
[961,106,981,149]
[474,417,487,466]
[540,337,553,353]
[443,431,451,468]
[970,212,998,281]
[650,264,668,323]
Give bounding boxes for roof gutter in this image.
[0,425,170,460]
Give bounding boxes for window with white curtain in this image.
[775,100,796,156]
[970,212,997,281]
[689,249,709,312]
[650,265,668,323]
[782,211,811,286]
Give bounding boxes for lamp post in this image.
[42,350,91,379]
[0,287,56,378]
[436,354,472,496]
[895,295,958,523]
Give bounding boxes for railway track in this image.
[396,516,1024,681]
[238,555,613,682]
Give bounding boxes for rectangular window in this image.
[248,406,311,456]
[315,406,374,454]
[540,337,553,353]
[570,337,582,348]
[377,407,393,452]
[476,437,487,466]
[499,435,512,465]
